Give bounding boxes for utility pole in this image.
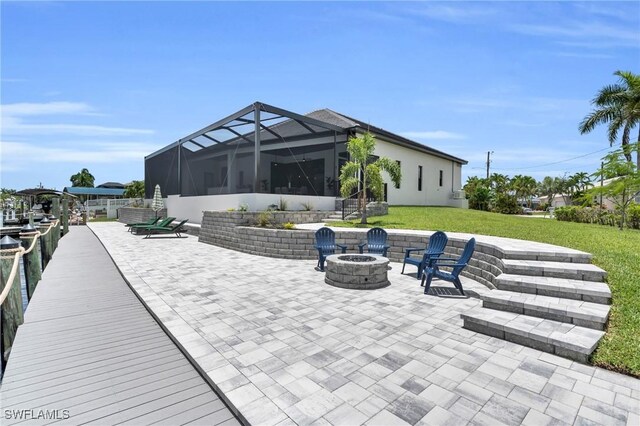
[486,151,493,179]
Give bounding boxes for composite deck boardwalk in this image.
[0,227,239,426]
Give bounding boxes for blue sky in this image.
[1,1,639,191]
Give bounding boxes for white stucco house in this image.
[145,102,468,223]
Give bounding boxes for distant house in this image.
[539,177,640,210]
[145,102,468,223]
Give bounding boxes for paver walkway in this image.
[90,222,640,426]
[0,227,240,426]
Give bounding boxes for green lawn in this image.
[334,206,640,377]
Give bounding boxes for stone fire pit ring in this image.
[324,254,390,290]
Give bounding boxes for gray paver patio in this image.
[89,222,640,426]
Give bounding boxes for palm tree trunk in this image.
[360,180,368,224]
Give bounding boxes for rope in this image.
[39,222,54,236]
[0,248,25,305]
[22,231,41,255]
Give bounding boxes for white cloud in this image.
[1,101,154,136]
[1,140,162,164]
[401,131,466,140]
[1,101,94,116]
[410,4,498,24]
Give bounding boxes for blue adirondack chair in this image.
[422,238,476,296]
[358,227,390,257]
[314,227,347,271]
[401,231,448,279]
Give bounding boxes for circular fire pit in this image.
[325,254,390,290]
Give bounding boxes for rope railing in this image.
[0,229,43,305]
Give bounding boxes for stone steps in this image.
[479,290,610,330]
[495,274,611,304]
[461,308,605,363]
[501,259,607,282]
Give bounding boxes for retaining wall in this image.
[117,207,167,224]
[198,211,531,289]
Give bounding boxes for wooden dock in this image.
[0,227,239,425]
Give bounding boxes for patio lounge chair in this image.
[125,217,161,232]
[314,227,347,271]
[422,238,476,296]
[401,231,448,279]
[358,227,390,256]
[144,219,189,238]
[130,217,175,234]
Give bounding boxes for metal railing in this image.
[341,198,359,220]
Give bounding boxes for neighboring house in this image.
[145,102,468,223]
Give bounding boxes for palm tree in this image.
[339,133,401,224]
[579,71,640,167]
[70,168,95,187]
[124,180,145,199]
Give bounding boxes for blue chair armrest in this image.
[337,244,347,253]
[404,248,423,255]
[431,260,466,267]
[358,242,366,254]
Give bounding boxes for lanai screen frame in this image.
[145,102,349,198]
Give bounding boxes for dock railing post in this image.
[49,216,60,252]
[28,211,34,227]
[0,236,25,366]
[39,217,53,269]
[62,198,69,235]
[20,224,42,300]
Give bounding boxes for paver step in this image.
[461,307,605,363]
[479,290,610,330]
[495,274,611,304]
[501,259,606,282]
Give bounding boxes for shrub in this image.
[493,194,520,214]
[627,204,640,229]
[227,208,236,212]
[554,205,634,229]
[283,222,295,230]
[278,198,288,211]
[256,211,271,227]
[238,203,249,212]
[300,201,313,211]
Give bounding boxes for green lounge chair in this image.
[125,217,161,232]
[131,217,175,234]
[144,219,189,238]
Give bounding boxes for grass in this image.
[334,206,640,376]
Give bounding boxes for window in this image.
[439,170,443,187]
[395,161,401,189]
[418,166,423,191]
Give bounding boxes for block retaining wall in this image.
[117,207,168,225]
[198,211,521,289]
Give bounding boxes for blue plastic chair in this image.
[314,227,347,271]
[401,231,448,279]
[358,227,390,257]
[422,238,476,296]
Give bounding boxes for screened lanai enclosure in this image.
[145,102,351,199]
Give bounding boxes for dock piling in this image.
[20,224,42,300]
[39,217,53,269]
[62,198,69,235]
[0,236,25,364]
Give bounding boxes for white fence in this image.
[85,198,139,219]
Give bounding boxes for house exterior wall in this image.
[368,133,465,207]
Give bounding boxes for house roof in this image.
[97,182,125,189]
[306,109,467,165]
[63,187,125,196]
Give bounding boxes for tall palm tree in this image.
[339,132,401,224]
[579,70,640,167]
[70,168,95,187]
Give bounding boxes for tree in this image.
[463,176,492,211]
[538,176,564,208]
[511,175,538,208]
[339,132,401,224]
[589,146,640,230]
[70,168,95,187]
[124,180,145,198]
[579,70,640,167]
